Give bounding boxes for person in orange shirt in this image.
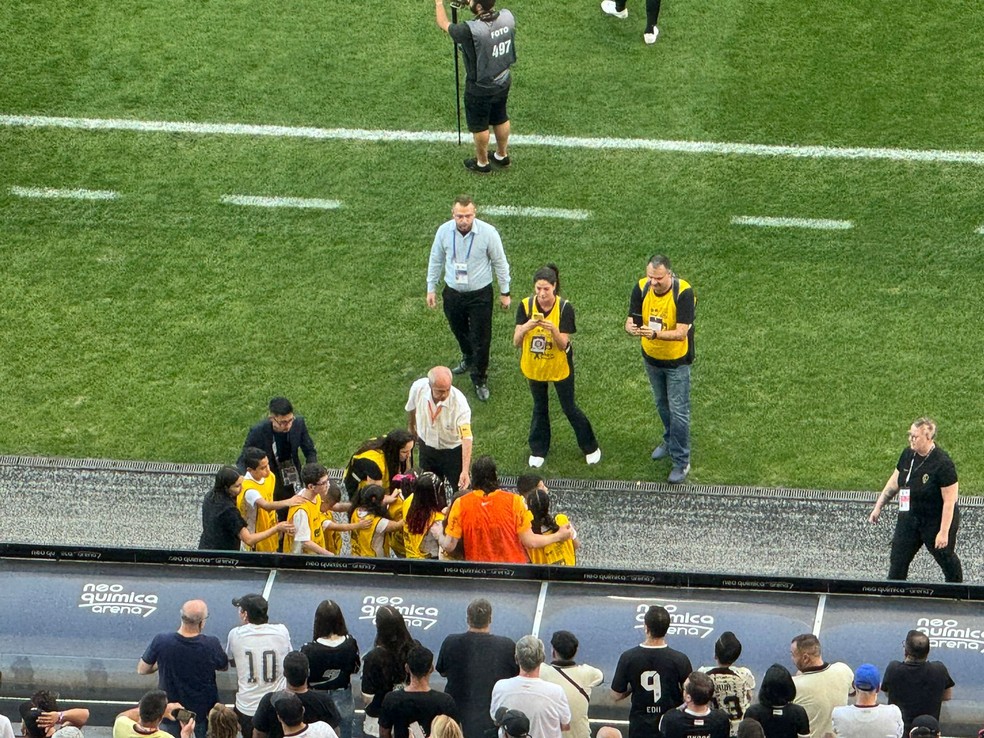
[439,456,571,563]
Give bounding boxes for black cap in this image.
[232,593,268,621]
[494,707,530,738]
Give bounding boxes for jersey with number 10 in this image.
[612,644,693,738]
[225,622,292,714]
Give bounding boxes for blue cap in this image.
[854,663,880,691]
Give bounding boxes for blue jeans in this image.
[643,361,691,467]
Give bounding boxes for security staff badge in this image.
[898,487,910,512]
[454,261,469,286]
[530,332,550,356]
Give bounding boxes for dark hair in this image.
[405,472,447,535]
[525,487,559,535]
[138,690,169,724]
[313,600,349,639]
[737,719,765,738]
[323,480,343,506]
[648,254,672,271]
[244,446,268,471]
[283,651,310,688]
[353,429,414,487]
[905,629,930,660]
[516,473,542,495]
[758,664,797,707]
[715,631,742,665]
[269,397,293,416]
[406,644,434,678]
[454,194,474,208]
[791,633,820,659]
[550,630,579,660]
[273,691,304,726]
[301,462,328,487]
[466,598,492,628]
[23,691,59,738]
[374,605,416,687]
[352,484,391,519]
[533,263,560,294]
[212,466,241,498]
[685,671,716,706]
[644,605,670,638]
[471,455,499,494]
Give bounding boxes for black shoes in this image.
[464,158,492,174]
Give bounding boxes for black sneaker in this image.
[464,158,492,174]
[490,150,511,167]
[451,359,473,376]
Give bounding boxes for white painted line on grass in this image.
[480,205,591,220]
[9,185,119,201]
[731,215,854,230]
[219,194,343,210]
[976,225,984,235]
[4,113,984,166]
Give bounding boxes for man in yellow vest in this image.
[625,254,696,484]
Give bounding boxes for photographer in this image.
[435,0,516,173]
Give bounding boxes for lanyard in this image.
[904,448,933,485]
[451,225,475,262]
[427,399,444,425]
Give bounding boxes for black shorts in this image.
[464,88,510,133]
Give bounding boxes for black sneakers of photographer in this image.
[464,158,492,174]
[491,150,511,167]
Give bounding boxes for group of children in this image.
[230,428,580,564]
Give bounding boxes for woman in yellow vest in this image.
[518,472,579,565]
[343,429,414,556]
[513,263,600,468]
[402,471,449,559]
[349,484,405,557]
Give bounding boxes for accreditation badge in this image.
[898,487,910,512]
[453,261,469,286]
[648,315,663,332]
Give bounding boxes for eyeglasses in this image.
[271,416,295,427]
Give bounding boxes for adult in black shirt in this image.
[659,672,731,738]
[238,397,319,509]
[744,665,810,738]
[436,598,517,738]
[869,417,962,582]
[198,466,292,551]
[303,600,362,738]
[612,605,693,738]
[380,645,458,738]
[363,606,417,737]
[253,652,340,738]
[881,630,954,736]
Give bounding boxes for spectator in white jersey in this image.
[699,632,756,736]
[226,594,292,738]
[830,664,902,738]
[789,635,853,738]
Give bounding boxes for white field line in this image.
[976,225,984,235]
[4,113,984,165]
[732,215,854,230]
[480,205,590,220]
[219,194,342,209]
[10,185,119,200]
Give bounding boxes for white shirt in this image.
[490,675,571,738]
[539,663,604,738]
[289,723,339,738]
[225,622,293,714]
[405,377,472,450]
[1,715,14,738]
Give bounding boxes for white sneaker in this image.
[528,455,545,468]
[585,448,602,465]
[644,26,659,44]
[601,0,628,19]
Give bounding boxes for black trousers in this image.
[443,283,493,385]
[888,508,963,582]
[615,0,662,28]
[418,443,464,493]
[528,371,598,457]
[234,708,253,738]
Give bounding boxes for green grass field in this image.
[2,1,983,491]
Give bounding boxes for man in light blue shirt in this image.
[426,194,511,401]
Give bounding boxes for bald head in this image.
[180,599,208,631]
[427,367,453,402]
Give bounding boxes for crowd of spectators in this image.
[3,599,971,738]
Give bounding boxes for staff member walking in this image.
[513,264,600,468]
[435,0,516,172]
[427,195,511,402]
[869,417,962,583]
